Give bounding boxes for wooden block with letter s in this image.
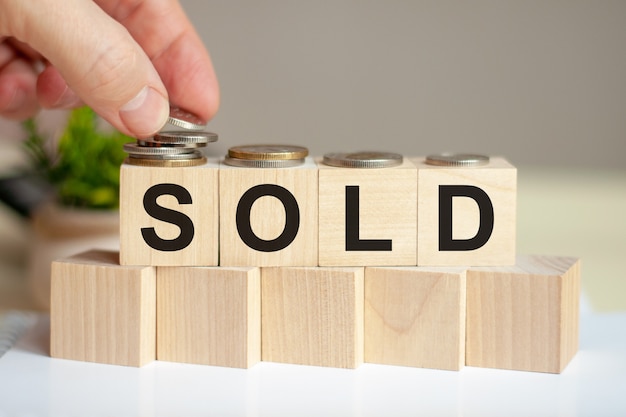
[261,266,364,368]
[119,158,219,266]
[50,250,156,367]
[466,255,581,373]
[157,266,261,368]
[413,155,516,266]
[364,266,466,370]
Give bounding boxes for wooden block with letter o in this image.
[119,158,219,266]
[262,266,364,368]
[413,155,516,266]
[364,266,466,370]
[50,250,156,367]
[157,266,261,368]
[318,155,417,266]
[219,158,318,266]
[466,255,581,373]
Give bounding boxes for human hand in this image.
[0,0,219,138]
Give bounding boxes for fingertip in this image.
[119,85,169,138]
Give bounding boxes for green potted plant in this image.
[22,106,133,309]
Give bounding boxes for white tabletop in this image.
[1,303,625,417]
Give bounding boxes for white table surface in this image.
[1,303,625,417]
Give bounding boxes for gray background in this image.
[1,0,625,169]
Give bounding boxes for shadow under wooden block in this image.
[262,266,364,368]
[365,266,466,370]
[157,266,261,368]
[119,159,219,266]
[219,158,318,266]
[466,255,581,373]
[318,158,417,266]
[412,156,516,266]
[50,249,156,367]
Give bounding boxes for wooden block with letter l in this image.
[157,266,261,368]
[219,157,318,266]
[50,249,156,367]
[262,266,364,368]
[413,154,516,266]
[119,158,219,266]
[466,255,581,373]
[364,266,466,370]
[317,152,417,266]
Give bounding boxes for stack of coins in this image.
[224,144,309,168]
[424,153,490,167]
[322,151,403,168]
[123,107,218,167]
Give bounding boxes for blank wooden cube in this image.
[157,266,261,368]
[120,159,219,266]
[466,255,581,373]
[219,158,318,266]
[365,266,466,370]
[50,249,156,367]
[318,159,417,266]
[262,266,364,368]
[413,156,516,266]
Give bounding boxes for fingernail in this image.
[119,86,169,138]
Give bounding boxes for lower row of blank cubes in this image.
[50,251,580,373]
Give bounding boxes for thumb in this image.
[8,0,169,137]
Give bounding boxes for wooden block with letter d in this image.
[50,250,156,367]
[364,266,466,370]
[119,158,219,266]
[318,153,417,266]
[466,255,581,373]
[219,157,318,266]
[262,266,364,368]
[413,154,516,266]
[157,266,261,368]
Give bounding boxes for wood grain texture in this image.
[466,255,581,373]
[318,159,417,266]
[365,266,466,370]
[119,159,219,266]
[413,156,516,266]
[219,158,318,266]
[50,250,156,367]
[157,266,261,368]
[262,266,364,368]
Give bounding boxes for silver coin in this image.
[322,151,403,168]
[425,153,489,167]
[223,156,305,168]
[154,131,218,144]
[137,138,206,149]
[166,107,207,131]
[127,150,204,160]
[123,142,197,155]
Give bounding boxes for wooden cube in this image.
[50,250,156,367]
[119,159,219,266]
[364,266,466,370]
[413,156,516,266]
[157,266,261,368]
[318,159,417,266]
[219,158,318,266]
[262,266,364,368]
[466,255,581,373]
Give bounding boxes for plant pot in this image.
[27,202,120,310]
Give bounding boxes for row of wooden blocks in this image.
[50,250,580,373]
[120,156,516,267]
